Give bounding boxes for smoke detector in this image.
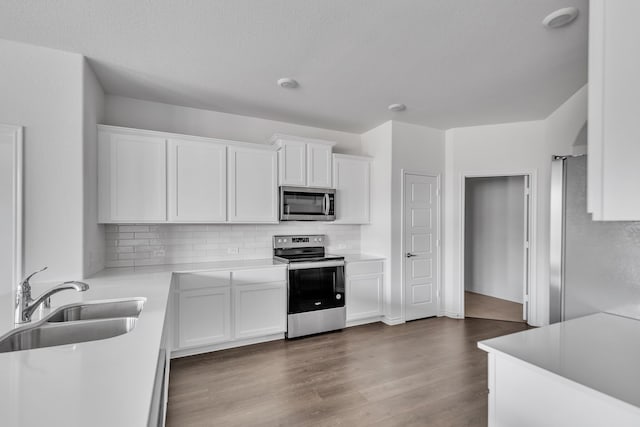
[543,7,579,28]
[388,103,406,112]
[277,78,299,89]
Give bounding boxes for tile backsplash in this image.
[105,223,361,267]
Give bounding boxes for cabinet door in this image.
[588,0,640,220]
[333,155,371,224]
[234,283,286,339]
[347,274,383,321]
[228,147,278,223]
[167,139,227,222]
[177,287,231,349]
[98,131,167,222]
[307,143,332,188]
[278,140,307,186]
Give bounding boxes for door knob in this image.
[406,252,417,258]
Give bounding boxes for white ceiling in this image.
[0,0,588,133]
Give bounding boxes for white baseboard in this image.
[382,316,405,326]
[444,311,464,319]
[171,333,284,359]
[346,316,383,327]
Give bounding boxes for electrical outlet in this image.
[153,250,166,257]
[227,247,240,255]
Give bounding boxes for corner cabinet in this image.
[588,0,640,220]
[228,146,278,223]
[333,154,371,224]
[98,129,167,223]
[272,134,335,188]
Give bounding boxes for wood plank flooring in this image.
[464,291,525,323]
[166,318,528,426]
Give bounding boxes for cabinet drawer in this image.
[176,271,231,290]
[347,261,383,277]
[232,268,286,285]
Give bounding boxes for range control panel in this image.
[273,235,325,249]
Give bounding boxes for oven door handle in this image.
[289,260,345,270]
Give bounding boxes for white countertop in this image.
[478,313,640,409]
[0,258,285,427]
[334,253,386,263]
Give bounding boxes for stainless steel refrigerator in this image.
[550,155,640,323]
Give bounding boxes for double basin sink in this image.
[0,298,145,353]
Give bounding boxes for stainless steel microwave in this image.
[280,186,336,221]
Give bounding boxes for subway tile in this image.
[118,225,150,233]
[106,259,135,268]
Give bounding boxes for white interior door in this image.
[0,125,22,297]
[404,173,439,321]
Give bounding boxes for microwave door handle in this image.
[324,194,329,216]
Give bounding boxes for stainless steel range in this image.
[273,235,345,338]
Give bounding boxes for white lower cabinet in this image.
[234,283,286,339]
[177,287,231,348]
[346,260,384,324]
[173,267,286,356]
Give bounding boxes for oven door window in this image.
[288,266,345,313]
[282,191,327,217]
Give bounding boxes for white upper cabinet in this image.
[307,143,333,188]
[167,139,227,222]
[228,146,278,223]
[333,154,371,224]
[272,135,335,188]
[98,129,167,223]
[588,0,640,220]
[278,140,307,186]
[98,125,280,224]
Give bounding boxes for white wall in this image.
[361,121,393,319]
[0,39,85,282]
[444,84,587,326]
[546,85,588,155]
[464,176,525,303]
[0,125,21,297]
[361,120,445,324]
[104,95,363,155]
[82,60,105,277]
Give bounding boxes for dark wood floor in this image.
[166,317,528,427]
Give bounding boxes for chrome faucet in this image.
[15,267,90,324]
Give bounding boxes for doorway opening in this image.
[463,174,531,323]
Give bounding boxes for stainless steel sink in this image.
[46,298,145,322]
[0,317,138,353]
[0,297,146,353]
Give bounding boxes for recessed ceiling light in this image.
[542,7,579,28]
[277,78,299,89]
[388,103,406,112]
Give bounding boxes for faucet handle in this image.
[20,266,48,290]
